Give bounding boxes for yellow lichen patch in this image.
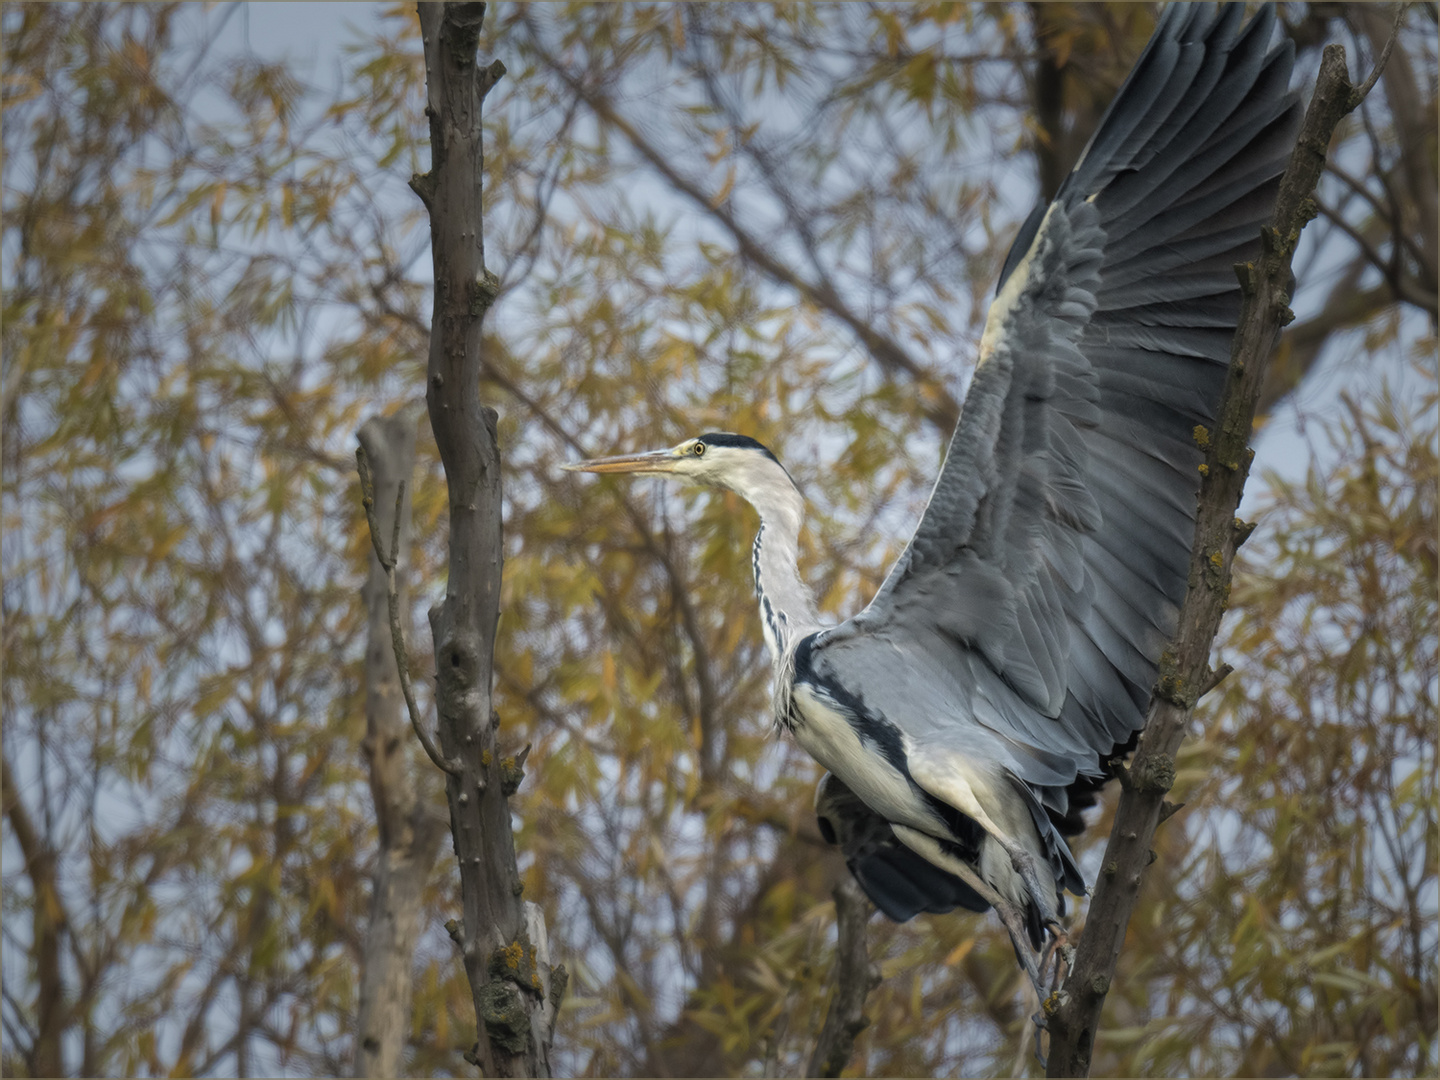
[1209,551,1223,568]
[1198,463,1210,476]
[1192,424,1211,448]
[501,939,524,971]
[481,750,493,767]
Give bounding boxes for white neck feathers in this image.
[724,457,820,669]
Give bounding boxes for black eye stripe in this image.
[696,432,781,465]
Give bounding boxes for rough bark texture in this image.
[806,879,881,1078]
[1044,43,1376,1079]
[411,4,558,1075]
[354,408,446,1078]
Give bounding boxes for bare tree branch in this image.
[355,442,460,779]
[353,409,450,1078]
[0,751,67,1078]
[1044,43,1373,1078]
[1314,198,1438,317]
[520,12,962,435]
[807,879,881,1078]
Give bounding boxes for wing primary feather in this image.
[802,4,1298,933]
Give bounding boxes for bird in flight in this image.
[565,2,1300,1009]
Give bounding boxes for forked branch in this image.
[355,444,461,778]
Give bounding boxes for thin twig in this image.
[355,447,390,570]
[1325,160,1392,223]
[1323,162,1433,293]
[518,9,961,435]
[1318,198,1440,314]
[1199,662,1234,698]
[1316,199,1395,279]
[1353,4,1402,103]
[389,484,403,581]
[355,446,461,777]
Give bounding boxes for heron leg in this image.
[886,822,1060,1056]
[1000,838,1062,930]
[997,904,1055,1070]
[992,891,1054,1064]
[997,846,1074,1068]
[994,897,1044,996]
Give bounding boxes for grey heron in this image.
[565,2,1301,1003]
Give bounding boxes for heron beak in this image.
[561,449,682,475]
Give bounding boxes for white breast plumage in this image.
[789,681,935,835]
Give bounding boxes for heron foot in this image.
[1039,921,1073,998]
[1001,914,1074,1070]
[991,895,1067,1069]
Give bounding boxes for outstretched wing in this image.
[828,4,1301,788]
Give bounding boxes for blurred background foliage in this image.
[2,2,1434,1076]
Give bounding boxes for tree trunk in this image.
[409,4,560,1075]
[354,407,447,1078]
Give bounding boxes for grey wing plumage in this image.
[837,4,1301,785]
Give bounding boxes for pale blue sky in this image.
[220,2,1434,510]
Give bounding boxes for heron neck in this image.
[748,490,820,668]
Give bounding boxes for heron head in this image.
[564,432,774,485]
[563,432,794,504]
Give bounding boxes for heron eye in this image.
[693,443,705,456]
